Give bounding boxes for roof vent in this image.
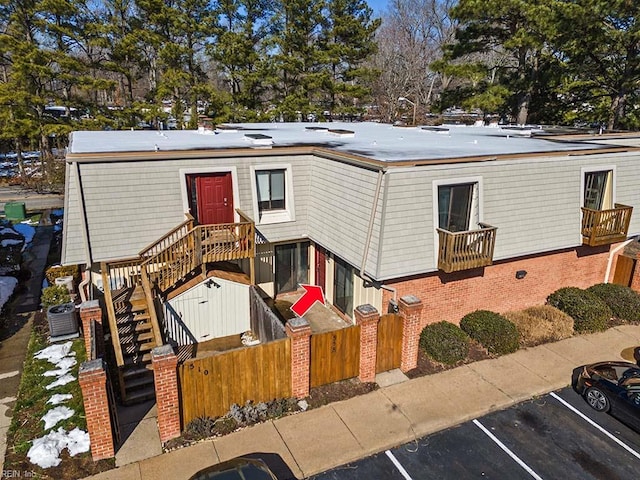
[215,124,240,133]
[421,126,450,134]
[328,129,355,138]
[244,133,273,147]
[305,126,329,132]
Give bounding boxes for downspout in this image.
[604,238,635,283]
[359,168,397,308]
[74,161,93,300]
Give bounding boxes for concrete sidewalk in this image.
[85,324,640,480]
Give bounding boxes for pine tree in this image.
[209,0,275,121]
[321,0,380,119]
[270,0,326,121]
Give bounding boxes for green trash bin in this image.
[4,202,26,220]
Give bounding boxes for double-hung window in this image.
[438,183,475,232]
[256,169,285,212]
[252,165,295,224]
[583,170,613,210]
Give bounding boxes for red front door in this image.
[315,245,326,290]
[193,173,234,224]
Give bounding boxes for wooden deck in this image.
[437,223,497,273]
[581,203,633,246]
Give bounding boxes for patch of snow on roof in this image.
[68,122,605,162]
[42,406,74,430]
[28,427,90,468]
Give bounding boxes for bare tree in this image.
[369,0,457,122]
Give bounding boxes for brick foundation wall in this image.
[398,296,423,372]
[152,345,181,443]
[383,246,614,329]
[80,300,103,360]
[286,318,312,398]
[79,359,114,460]
[354,305,380,382]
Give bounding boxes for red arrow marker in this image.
[290,285,325,317]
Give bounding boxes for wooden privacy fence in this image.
[178,339,291,425]
[310,325,361,388]
[376,313,403,373]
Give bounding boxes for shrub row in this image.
[419,283,640,365]
[419,310,519,364]
[503,305,573,347]
[460,310,519,356]
[419,321,470,365]
[547,287,611,333]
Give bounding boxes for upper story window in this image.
[583,170,613,210]
[251,164,295,225]
[256,169,285,212]
[438,183,476,232]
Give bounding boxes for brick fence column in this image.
[79,359,114,460]
[152,345,181,443]
[398,295,424,373]
[80,300,103,360]
[354,304,380,383]
[286,318,312,398]
[631,253,640,293]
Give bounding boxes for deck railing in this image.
[143,220,254,292]
[437,223,497,273]
[101,258,143,366]
[103,213,256,366]
[581,203,633,247]
[139,213,195,259]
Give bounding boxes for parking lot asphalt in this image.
[311,387,640,480]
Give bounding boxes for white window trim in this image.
[580,165,616,207]
[250,164,295,225]
[179,166,240,222]
[432,176,484,268]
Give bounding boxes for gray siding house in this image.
[62,123,640,402]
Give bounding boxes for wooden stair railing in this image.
[139,213,195,260]
[101,258,143,367]
[103,212,256,370]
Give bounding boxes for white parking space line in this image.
[385,450,414,480]
[473,419,544,480]
[550,391,640,460]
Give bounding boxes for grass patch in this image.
[3,315,114,478]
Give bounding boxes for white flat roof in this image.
[68,122,613,161]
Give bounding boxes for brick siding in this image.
[383,246,613,329]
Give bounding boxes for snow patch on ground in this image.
[42,406,75,430]
[45,373,76,390]
[43,357,77,377]
[0,276,18,311]
[34,342,75,364]
[47,394,73,406]
[27,428,90,468]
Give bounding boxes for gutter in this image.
[73,161,93,285]
[358,168,398,310]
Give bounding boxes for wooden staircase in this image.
[101,211,256,405]
[112,285,157,404]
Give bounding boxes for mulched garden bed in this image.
[405,341,493,379]
[306,378,378,408]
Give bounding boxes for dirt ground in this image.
[406,342,493,379]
